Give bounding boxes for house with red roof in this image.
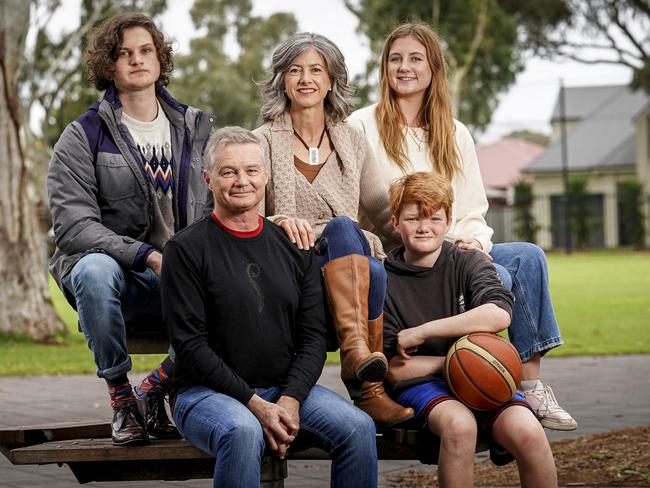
[476,138,545,243]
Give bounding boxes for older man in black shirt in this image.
[162,126,377,488]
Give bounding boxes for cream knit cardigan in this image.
[254,112,395,258]
[347,103,494,253]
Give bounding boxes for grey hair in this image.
[204,126,267,171]
[259,32,355,123]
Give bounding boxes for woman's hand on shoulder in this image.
[276,217,316,250]
[455,238,493,262]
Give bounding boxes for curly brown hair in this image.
[84,13,174,91]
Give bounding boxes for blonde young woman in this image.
[348,22,576,431]
[254,32,413,427]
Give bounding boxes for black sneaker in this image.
[111,403,149,446]
[136,394,180,439]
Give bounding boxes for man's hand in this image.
[276,218,315,250]
[247,394,297,459]
[276,396,300,434]
[397,327,425,359]
[275,395,300,458]
[455,239,493,262]
[145,250,163,276]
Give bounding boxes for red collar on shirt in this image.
[210,212,264,238]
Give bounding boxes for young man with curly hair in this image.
[48,13,213,446]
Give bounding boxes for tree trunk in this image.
[1,1,66,340]
[448,0,489,116]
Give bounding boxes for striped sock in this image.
[108,383,136,412]
[134,358,173,399]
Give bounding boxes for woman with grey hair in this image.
[255,32,413,427]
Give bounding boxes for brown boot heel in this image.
[355,352,388,382]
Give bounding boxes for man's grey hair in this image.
[204,126,266,171]
[259,32,354,123]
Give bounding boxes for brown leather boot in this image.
[353,315,415,427]
[355,381,415,427]
[323,254,387,382]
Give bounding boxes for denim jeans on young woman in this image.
[317,216,387,319]
[490,242,564,361]
[173,384,378,488]
[62,252,163,380]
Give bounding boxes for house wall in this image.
[529,169,636,249]
[634,108,650,246]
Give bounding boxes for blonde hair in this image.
[389,172,453,222]
[376,22,461,180]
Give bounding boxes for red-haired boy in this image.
[384,172,557,488]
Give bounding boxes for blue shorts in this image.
[397,379,527,431]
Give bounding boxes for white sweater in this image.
[347,103,494,253]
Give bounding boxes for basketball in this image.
[444,332,522,411]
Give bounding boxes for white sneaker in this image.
[523,384,578,431]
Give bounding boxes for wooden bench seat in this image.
[1,421,428,486]
[39,326,492,484]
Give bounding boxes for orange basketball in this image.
[444,332,522,411]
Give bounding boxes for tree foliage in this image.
[567,176,596,249]
[504,129,550,146]
[541,0,650,94]
[513,179,540,243]
[343,0,571,131]
[172,0,297,129]
[617,178,646,249]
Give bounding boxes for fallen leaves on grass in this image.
[387,426,650,487]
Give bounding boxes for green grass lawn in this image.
[0,251,648,375]
[545,250,650,356]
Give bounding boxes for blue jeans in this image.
[173,384,378,488]
[317,216,387,319]
[490,242,564,361]
[62,252,163,380]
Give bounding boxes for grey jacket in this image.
[47,85,213,289]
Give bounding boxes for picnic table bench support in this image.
[65,457,287,485]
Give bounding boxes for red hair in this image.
[389,172,454,221]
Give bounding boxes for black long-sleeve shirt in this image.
[162,215,327,405]
[383,241,514,391]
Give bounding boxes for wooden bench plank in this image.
[10,438,210,464]
[0,421,110,456]
[10,438,287,485]
[3,422,450,485]
[10,433,424,465]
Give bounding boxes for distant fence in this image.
[486,205,517,244]
[485,191,650,248]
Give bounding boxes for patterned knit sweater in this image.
[254,112,397,258]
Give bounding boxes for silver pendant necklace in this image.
[294,126,327,165]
